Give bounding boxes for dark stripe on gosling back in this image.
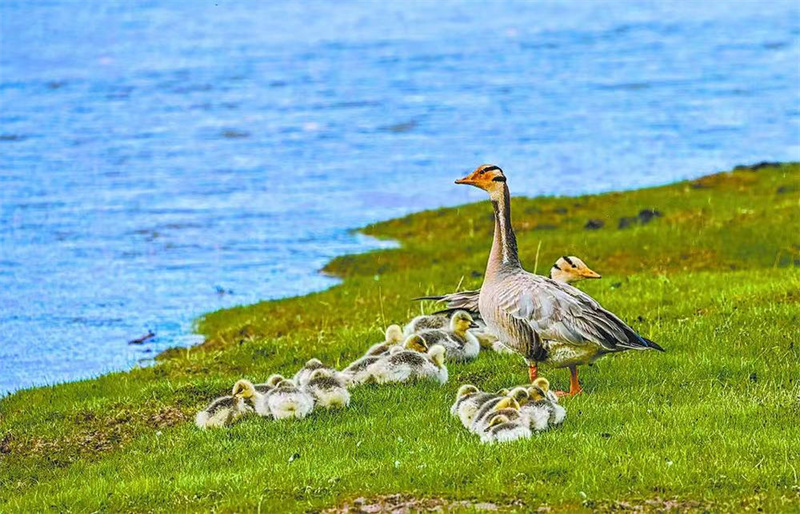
[562,256,575,266]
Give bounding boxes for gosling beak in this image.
[468,321,480,329]
[581,268,602,279]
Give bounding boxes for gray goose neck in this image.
[488,184,520,271]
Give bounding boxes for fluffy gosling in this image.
[293,358,350,388]
[363,341,448,385]
[451,384,505,430]
[480,412,532,444]
[518,378,566,429]
[265,378,314,420]
[403,313,449,335]
[195,384,254,429]
[416,311,480,362]
[231,379,271,417]
[302,368,350,409]
[473,397,530,443]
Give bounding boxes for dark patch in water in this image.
[380,120,417,133]
[221,129,250,139]
[0,134,27,142]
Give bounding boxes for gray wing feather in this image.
[500,272,650,352]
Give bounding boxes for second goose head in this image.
[550,256,602,283]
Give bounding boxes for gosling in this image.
[265,378,315,420]
[302,368,350,409]
[472,397,529,439]
[195,384,254,429]
[363,339,448,385]
[231,379,271,417]
[451,384,507,430]
[480,412,532,444]
[416,311,480,362]
[516,378,565,429]
[293,358,350,388]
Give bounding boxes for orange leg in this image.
[528,362,538,382]
[556,366,583,397]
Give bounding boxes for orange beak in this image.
[455,176,476,185]
[580,267,602,279]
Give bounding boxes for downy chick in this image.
[231,379,271,417]
[265,378,315,420]
[302,368,350,409]
[450,384,504,430]
[480,412,532,444]
[403,313,449,335]
[518,378,566,429]
[195,385,254,429]
[363,339,448,385]
[417,311,480,362]
[473,397,529,441]
[293,358,350,388]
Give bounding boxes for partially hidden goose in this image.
[454,164,664,395]
[415,255,602,316]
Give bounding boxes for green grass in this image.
[1,163,799,513]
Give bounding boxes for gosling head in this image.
[508,386,530,406]
[488,414,511,428]
[232,379,257,399]
[528,377,550,401]
[304,358,325,370]
[455,164,507,199]
[550,256,601,283]
[385,324,404,344]
[428,344,446,368]
[450,310,480,335]
[493,396,521,411]
[403,334,429,353]
[266,374,286,387]
[308,368,333,381]
[456,384,480,399]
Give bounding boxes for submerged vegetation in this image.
[1,163,799,513]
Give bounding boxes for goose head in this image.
[551,256,602,283]
[232,379,257,400]
[385,324,404,344]
[456,384,479,399]
[455,164,507,197]
[403,334,429,353]
[449,310,480,335]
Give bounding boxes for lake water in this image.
[1,1,799,394]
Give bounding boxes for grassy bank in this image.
[1,163,799,513]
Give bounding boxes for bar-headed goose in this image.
[454,164,663,396]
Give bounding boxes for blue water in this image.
[1,1,799,394]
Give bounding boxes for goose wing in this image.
[496,272,663,352]
[414,290,481,315]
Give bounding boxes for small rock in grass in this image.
[584,219,604,230]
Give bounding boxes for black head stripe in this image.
[552,263,561,271]
[563,256,575,267]
[491,176,506,182]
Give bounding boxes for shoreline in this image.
[2,162,798,513]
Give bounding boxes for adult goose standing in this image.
[454,164,664,395]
